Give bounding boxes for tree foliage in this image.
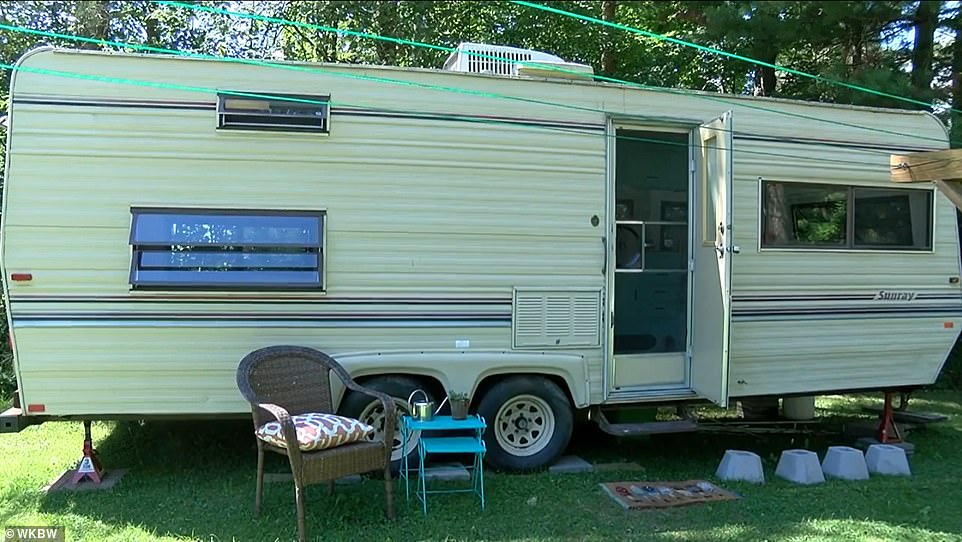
[0,1,957,108]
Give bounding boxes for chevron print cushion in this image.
[255,413,375,451]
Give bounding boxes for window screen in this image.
[130,209,324,289]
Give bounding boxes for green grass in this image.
[2,393,962,542]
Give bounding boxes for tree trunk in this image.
[755,51,777,97]
[75,0,111,48]
[375,1,400,66]
[952,9,962,145]
[758,65,777,97]
[910,0,940,105]
[763,183,791,245]
[601,0,616,76]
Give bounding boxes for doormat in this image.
[600,480,739,510]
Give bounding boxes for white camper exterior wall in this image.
[3,48,959,417]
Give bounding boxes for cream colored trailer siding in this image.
[11,50,948,149]
[3,48,958,416]
[729,318,956,397]
[727,139,961,396]
[5,50,609,416]
[13,326,590,415]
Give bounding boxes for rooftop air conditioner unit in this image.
[442,42,594,80]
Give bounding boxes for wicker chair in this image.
[236,345,396,542]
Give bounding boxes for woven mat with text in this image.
[600,480,739,510]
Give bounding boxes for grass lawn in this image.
[2,392,961,542]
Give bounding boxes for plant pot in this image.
[450,399,470,420]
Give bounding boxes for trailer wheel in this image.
[477,376,573,472]
[339,375,432,471]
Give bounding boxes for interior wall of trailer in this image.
[613,130,689,357]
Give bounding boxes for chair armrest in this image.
[346,381,397,448]
[255,402,302,462]
[329,364,397,449]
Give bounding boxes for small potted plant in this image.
[448,391,470,420]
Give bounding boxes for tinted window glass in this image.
[130,209,324,289]
[854,188,932,249]
[761,181,932,251]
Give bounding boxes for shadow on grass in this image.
[17,392,962,542]
[819,391,962,417]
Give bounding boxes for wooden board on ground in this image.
[600,480,739,510]
[43,468,128,493]
[860,407,949,425]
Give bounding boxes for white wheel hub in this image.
[494,394,555,457]
[358,398,415,462]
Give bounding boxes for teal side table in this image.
[400,415,486,515]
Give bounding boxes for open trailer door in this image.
[689,111,734,406]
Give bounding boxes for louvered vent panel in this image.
[514,297,545,338]
[463,47,532,75]
[513,288,601,348]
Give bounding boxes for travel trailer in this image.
[2,44,959,471]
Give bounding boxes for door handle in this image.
[730,245,741,254]
[601,236,607,275]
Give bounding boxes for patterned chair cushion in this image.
[256,413,375,452]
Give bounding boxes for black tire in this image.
[338,375,433,473]
[477,376,573,472]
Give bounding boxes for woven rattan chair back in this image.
[237,345,335,427]
[235,345,396,542]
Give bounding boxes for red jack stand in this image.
[877,391,903,444]
[70,421,105,485]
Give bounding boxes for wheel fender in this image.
[330,350,588,408]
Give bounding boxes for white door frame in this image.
[603,119,699,401]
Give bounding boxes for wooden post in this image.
[891,148,962,212]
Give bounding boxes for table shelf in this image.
[421,436,486,455]
[405,415,486,432]
[400,414,486,515]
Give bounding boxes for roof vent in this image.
[442,42,594,80]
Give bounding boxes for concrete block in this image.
[549,455,594,474]
[854,437,916,456]
[866,444,911,476]
[593,461,645,472]
[264,472,292,483]
[715,450,765,484]
[266,472,363,485]
[336,474,363,485]
[423,462,470,482]
[821,446,869,480]
[775,449,825,485]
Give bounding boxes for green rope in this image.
[513,0,948,113]
[152,0,951,148]
[0,60,885,168]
